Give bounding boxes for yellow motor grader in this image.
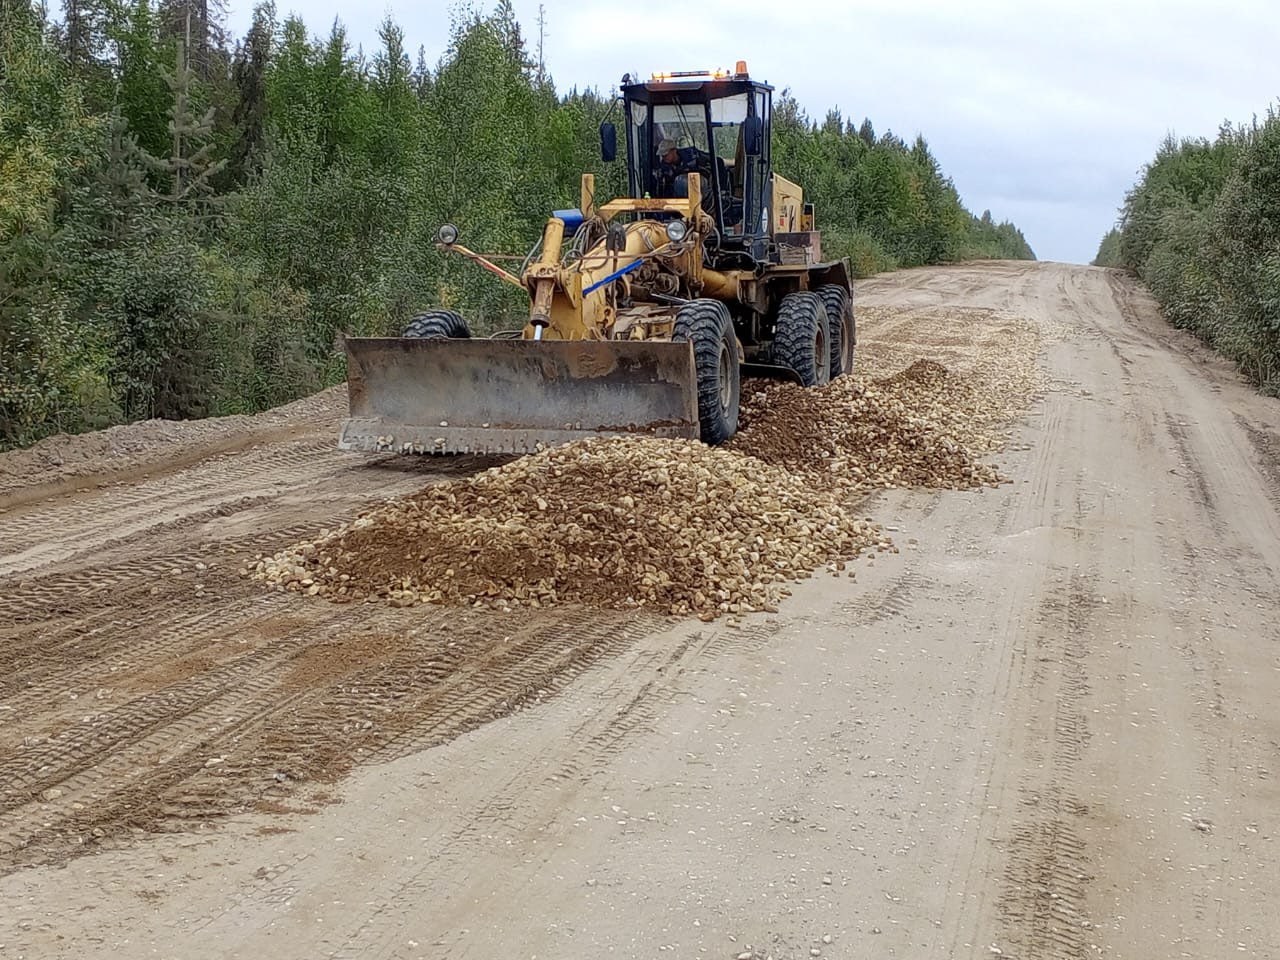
[340,62,855,455]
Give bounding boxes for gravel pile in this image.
[252,308,1045,619]
[251,437,888,619]
[729,357,1020,492]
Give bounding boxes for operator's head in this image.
[658,138,678,164]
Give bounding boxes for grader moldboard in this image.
[340,62,855,455]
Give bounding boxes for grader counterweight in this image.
[340,62,855,455]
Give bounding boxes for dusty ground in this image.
[2,261,1279,959]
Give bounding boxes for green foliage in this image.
[154,34,228,211]
[961,209,1035,262]
[0,0,1032,450]
[0,227,118,445]
[1,0,113,446]
[770,97,1033,272]
[1,0,100,238]
[60,111,215,421]
[1104,113,1280,393]
[200,247,318,413]
[1117,129,1241,275]
[1093,227,1122,267]
[228,2,273,182]
[112,0,172,160]
[1204,112,1280,389]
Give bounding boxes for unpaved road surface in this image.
[3,261,1279,959]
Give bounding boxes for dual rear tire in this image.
[773,291,830,387]
[815,284,856,379]
[771,285,856,386]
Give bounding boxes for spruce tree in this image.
[154,24,226,217]
[229,1,273,182]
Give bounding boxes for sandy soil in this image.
[2,261,1279,959]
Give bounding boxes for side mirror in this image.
[600,122,617,162]
[743,116,763,156]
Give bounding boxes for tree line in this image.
[1094,111,1280,394]
[1,0,1034,450]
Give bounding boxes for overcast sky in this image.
[226,0,1279,264]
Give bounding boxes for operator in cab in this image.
[655,138,688,197]
[658,138,712,192]
[655,137,719,212]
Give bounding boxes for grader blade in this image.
[339,338,700,455]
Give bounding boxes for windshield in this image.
[626,91,758,236]
[642,95,749,160]
[651,102,709,153]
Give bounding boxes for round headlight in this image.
[665,220,689,243]
[437,223,459,245]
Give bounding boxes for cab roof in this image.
[620,67,773,103]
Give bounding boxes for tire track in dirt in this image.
[167,615,787,953]
[0,438,352,577]
[0,638,319,855]
[995,569,1098,960]
[834,567,933,626]
[1,422,573,871]
[0,590,292,725]
[936,460,1061,952]
[931,262,1100,958]
[0,512,352,628]
[980,288,1109,958]
[0,576,694,872]
[168,616,774,948]
[324,619,783,960]
[365,607,668,766]
[0,554,233,625]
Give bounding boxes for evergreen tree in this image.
[411,45,432,100]
[58,0,119,104]
[113,0,171,161]
[157,0,227,79]
[371,16,415,165]
[1092,228,1121,267]
[154,32,226,215]
[229,1,273,182]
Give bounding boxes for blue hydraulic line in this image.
[582,258,644,297]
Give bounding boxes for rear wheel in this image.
[673,299,740,445]
[773,291,830,386]
[816,284,856,378]
[403,309,471,339]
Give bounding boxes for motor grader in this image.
[340,62,855,455]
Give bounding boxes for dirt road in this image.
[2,261,1278,959]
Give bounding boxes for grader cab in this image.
[340,62,855,455]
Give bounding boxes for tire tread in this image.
[773,291,828,386]
[403,309,471,339]
[673,299,740,445]
[815,283,855,378]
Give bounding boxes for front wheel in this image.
[773,291,830,386]
[673,299,740,445]
[403,309,471,339]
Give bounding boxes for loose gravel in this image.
[251,308,1045,618]
[251,438,888,619]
